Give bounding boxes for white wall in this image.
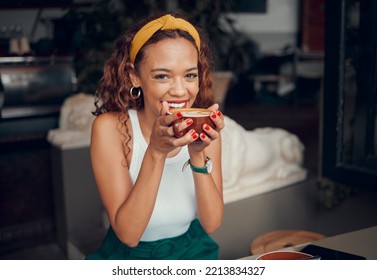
[227,0,300,53]
[231,0,299,33]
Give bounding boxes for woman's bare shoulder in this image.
[92,112,127,132]
[91,112,133,170]
[92,112,119,128]
[92,112,132,144]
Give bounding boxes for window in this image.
[322,0,377,188]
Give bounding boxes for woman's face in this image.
[131,37,199,117]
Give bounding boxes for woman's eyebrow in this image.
[186,67,199,72]
[150,67,198,73]
[151,67,170,72]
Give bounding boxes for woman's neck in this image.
[137,109,153,143]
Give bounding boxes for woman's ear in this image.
[128,63,141,87]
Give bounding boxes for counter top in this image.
[312,225,377,260]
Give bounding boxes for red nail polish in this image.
[211,113,217,118]
[204,124,210,130]
[186,119,193,125]
[177,112,183,118]
[217,111,222,117]
[201,133,206,139]
[193,133,198,139]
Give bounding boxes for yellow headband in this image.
[129,14,201,64]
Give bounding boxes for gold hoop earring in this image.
[129,87,141,100]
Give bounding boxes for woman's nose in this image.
[171,78,187,96]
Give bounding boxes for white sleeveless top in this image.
[128,109,196,241]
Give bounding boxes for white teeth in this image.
[168,102,185,108]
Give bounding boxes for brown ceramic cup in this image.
[169,108,216,140]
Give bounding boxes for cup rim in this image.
[168,108,212,115]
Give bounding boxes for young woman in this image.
[86,13,224,260]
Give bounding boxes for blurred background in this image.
[0,0,376,260]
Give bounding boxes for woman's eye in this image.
[154,74,169,80]
[186,73,198,79]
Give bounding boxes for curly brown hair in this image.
[93,13,215,155]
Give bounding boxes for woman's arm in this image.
[188,107,224,234]
[189,135,224,234]
[90,113,167,247]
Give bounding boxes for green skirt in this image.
[85,219,219,260]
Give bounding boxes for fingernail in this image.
[204,124,210,130]
[186,119,193,125]
[201,133,206,139]
[177,112,183,118]
[217,111,222,117]
[211,113,217,118]
[193,133,198,140]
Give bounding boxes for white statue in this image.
[47,93,96,149]
[221,116,307,204]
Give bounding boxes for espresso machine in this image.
[0,56,76,138]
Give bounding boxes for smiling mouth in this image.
[167,101,187,109]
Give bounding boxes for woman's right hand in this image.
[148,101,198,156]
